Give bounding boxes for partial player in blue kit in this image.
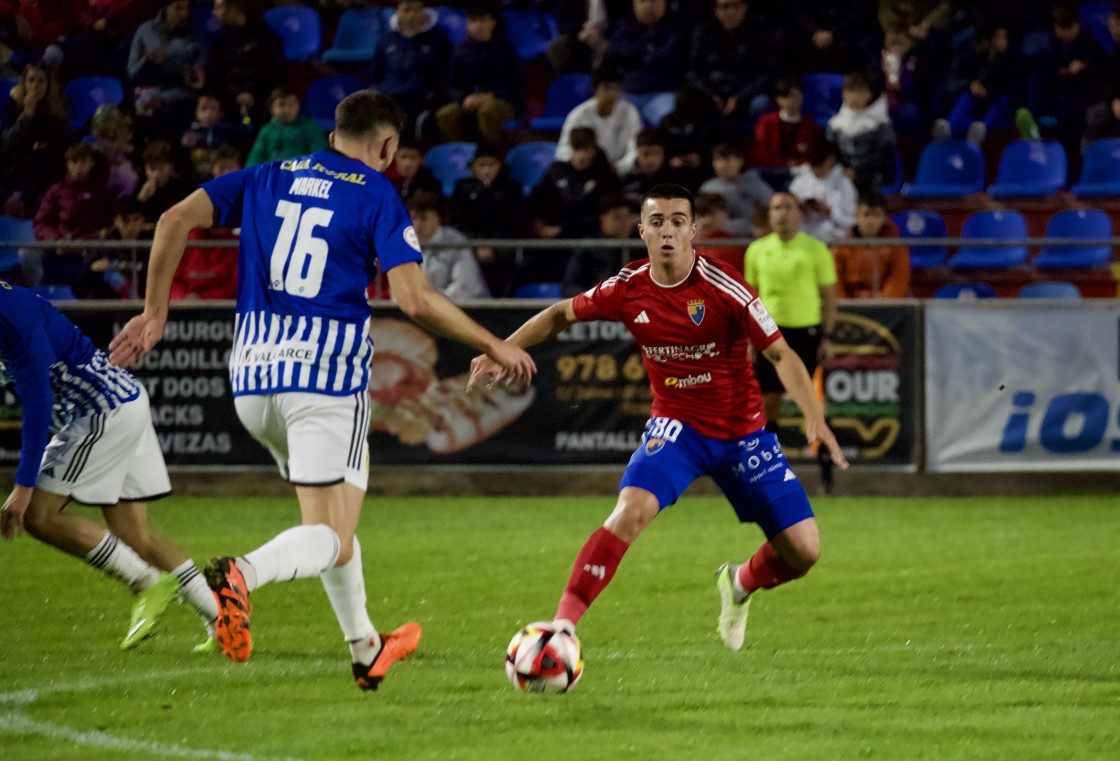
[0,280,218,651]
[111,90,536,689]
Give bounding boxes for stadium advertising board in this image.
[925,302,1120,472]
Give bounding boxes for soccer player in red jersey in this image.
[470,184,848,653]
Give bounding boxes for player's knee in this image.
[787,541,820,572]
[603,489,658,544]
[334,537,354,567]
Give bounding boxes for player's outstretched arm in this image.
[387,262,537,385]
[467,299,578,391]
[109,190,215,367]
[762,338,849,469]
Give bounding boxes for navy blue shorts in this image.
[619,417,814,539]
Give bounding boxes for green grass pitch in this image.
[1,494,1117,760]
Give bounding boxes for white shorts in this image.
[234,391,370,490]
[37,386,171,506]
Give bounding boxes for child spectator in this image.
[369,0,452,136]
[245,88,328,167]
[392,138,443,202]
[698,142,773,236]
[73,197,149,300]
[831,190,910,298]
[750,76,825,171]
[936,22,1016,143]
[171,149,242,301]
[620,127,671,205]
[530,126,620,238]
[561,194,637,297]
[1,63,69,218]
[692,191,739,275]
[436,1,523,149]
[407,190,490,301]
[556,62,642,173]
[89,104,140,199]
[133,141,194,225]
[661,87,721,192]
[181,93,244,153]
[826,71,897,191]
[127,0,207,126]
[449,146,526,295]
[788,138,857,242]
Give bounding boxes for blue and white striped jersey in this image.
[0,280,141,486]
[202,149,423,397]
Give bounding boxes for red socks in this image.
[736,541,807,594]
[555,527,630,625]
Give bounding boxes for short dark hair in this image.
[773,75,800,99]
[266,87,298,109]
[842,70,875,94]
[712,141,743,160]
[142,140,174,167]
[636,127,666,148]
[65,142,96,163]
[213,144,242,167]
[396,136,423,155]
[471,144,502,163]
[598,193,631,216]
[569,126,597,151]
[406,189,442,217]
[466,0,500,19]
[335,89,406,138]
[591,62,622,89]
[1052,2,1079,27]
[694,192,728,217]
[857,189,887,210]
[806,137,839,167]
[643,183,695,220]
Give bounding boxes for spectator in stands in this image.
[660,87,720,192]
[181,93,243,154]
[1,63,69,219]
[561,193,638,296]
[798,3,880,74]
[547,0,625,73]
[171,149,241,301]
[935,21,1016,143]
[436,1,523,149]
[826,71,897,191]
[1084,4,1120,146]
[88,105,140,199]
[603,0,686,126]
[245,88,328,168]
[209,0,284,126]
[877,0,952,39]
[127,0,206,125]
[879,24,951,147]
[692,191,739,274]
[60,0,148,82]
[27,143,113,286]
[531,126,620,238]
[73,197,149,300]
[687,0,787,136]
[133,141,193,224]
[831,190,910,298]
[369,0,453,137]
[556,63,642,173]
[449,146,526,295]
[391,138,443,202]
[698,142,772,236]
[750,76,824,177]
[620,127,671,204]
[788,138,857,243]
[406,190,490,301]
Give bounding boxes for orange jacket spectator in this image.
[831,219,910,298]
[170,228,238,300]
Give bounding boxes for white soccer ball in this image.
[505,621,584,693]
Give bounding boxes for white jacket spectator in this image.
[788,162,857,243]
[419,226,490,302]
[555,66,643,173]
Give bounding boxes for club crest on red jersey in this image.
[687,299,705,326]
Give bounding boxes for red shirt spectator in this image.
[170,227,238,300]
[749,76,824,168]
[33,144,113,241]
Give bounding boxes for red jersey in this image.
[572,254,782,440]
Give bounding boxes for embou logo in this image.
[664,372,712,389]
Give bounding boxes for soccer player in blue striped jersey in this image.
[110,90,536,689]
[0,280,219,651]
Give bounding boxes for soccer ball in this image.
[505,621,584,693]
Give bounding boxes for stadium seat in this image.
[1035,209,1113,268]
[901,140,985,198]
[0,215,34,273]
[529,74,593,131]
[1018,281,1082,299]
[31,284,77,301]
[1070,139,1120,196]
[0,75,19,114]
[323,8,383,63]
[801,73,844,126]
[302,76,364,131]
[426,142,477,196]
[1081,1,1116,53]
[933,282,997,299]
[949,210,1029,269]
[63,76,124,130]
[436,6,468,45]
[514,282,562,299]
[502,9,559,60]
[891,210,948,269]
[986,140,1068,197]
[506,141,557,195]
[264,6,321,62]
[879,152,904,194]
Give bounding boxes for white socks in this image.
[85,531,158,593]
[240,524,340,593]
[172,560,219,626]
[320,537,379,664]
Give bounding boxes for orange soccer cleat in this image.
[353,621,423,691]
[204,556,253,663]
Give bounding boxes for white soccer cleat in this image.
[715,563,751,651]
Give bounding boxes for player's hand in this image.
[109,310,167,368]
[806,419,848,470]
[485,341,536,387]
[1,485,33,542]
[467,354,502,392]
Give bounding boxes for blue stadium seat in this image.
[506,141,557,195]
[63,76,124,130]
[32,284,77,301]
[514,282,562,299]
[1035,209,1113,268]
[986,140,1068,197]
[323,8,383,63]
[933,282,997,299]
[901,140,985,198]
[1071,139,1120,196]
[949,210,1029,269]
[436,6,469,45]
[302,76,364,131]
[502,9,559,60]
[0,215,34,273]
[891,210,948,268]
[426,142,477,196]
[264,6,322,62]
[529,74,592,131]
[801,73,844,126]
[1081,2,1116,53]
[1018,281,1081,299]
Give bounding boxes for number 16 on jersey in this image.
[270,200,334,298]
